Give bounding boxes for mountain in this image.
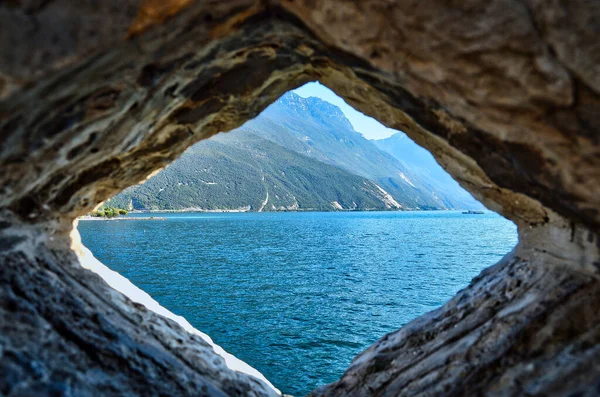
[105,131,403,211]
[104,92,482,212]
[373,133,484,210]
[244,92,463,209]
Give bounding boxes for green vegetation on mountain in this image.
[247,93,465,209]
[91,207,128,218]
[104,132,403,211]
[104,92,482,212]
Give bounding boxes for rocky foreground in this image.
[1,1,599,396]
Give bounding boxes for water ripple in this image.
[79,210,517,396]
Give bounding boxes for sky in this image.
[292,82,398,140]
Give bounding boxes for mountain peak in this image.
[272,92,354,131]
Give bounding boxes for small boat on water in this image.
[462,210,485,214]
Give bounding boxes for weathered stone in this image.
[0,0,598,396]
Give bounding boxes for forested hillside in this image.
[105,93,482,212]
[105,131,403,211]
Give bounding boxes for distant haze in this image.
[292,82,397,140]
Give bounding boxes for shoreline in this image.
[80,209,484,220]
[120,207,464,214]
[78,216,167,221]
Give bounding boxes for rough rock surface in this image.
[0,1,598,396]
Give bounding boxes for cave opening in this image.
[2,2,599,395]
[76,82,518,395]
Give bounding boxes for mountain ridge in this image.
[105,131,406,212]
[246,92,472,209]
[104,92,483,212]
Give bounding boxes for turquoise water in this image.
[78,211,517,396]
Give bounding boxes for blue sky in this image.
[292,82,398,140]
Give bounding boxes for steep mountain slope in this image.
[106,92,480,212]
[373,133,484,210]
[105,131,403,211]
[245,92,461,209]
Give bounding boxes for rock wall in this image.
[0,1,598,395]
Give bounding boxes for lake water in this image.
[78,211,517,396]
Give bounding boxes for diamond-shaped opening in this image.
[77,82,517,396]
